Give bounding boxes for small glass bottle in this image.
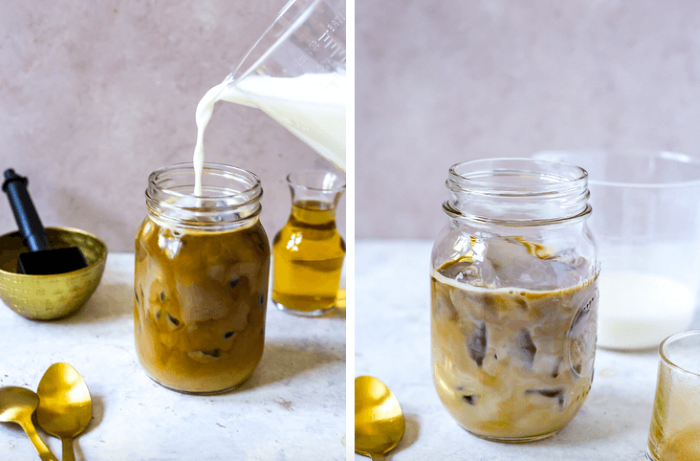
[134,163,270,395]
[272,170,345,317]
[431,159,599,442]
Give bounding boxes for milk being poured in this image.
[193,73,346,196]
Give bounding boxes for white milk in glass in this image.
[193,73,346,196]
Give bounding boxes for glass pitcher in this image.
[208,0,346,170]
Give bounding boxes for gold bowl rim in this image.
[0,226,108,278]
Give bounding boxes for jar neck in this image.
[444,158,591,228]
[146,163,263,231]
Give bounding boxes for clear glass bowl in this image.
[534,150,700,350]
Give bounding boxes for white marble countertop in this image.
[356,240,700,461]
[0,253,346,461]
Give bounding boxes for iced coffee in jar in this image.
[134,163,269,394]
[431,159,599,442]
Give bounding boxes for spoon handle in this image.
[19,418,58,461]
[370,454,386,461]
[62,437,76,461]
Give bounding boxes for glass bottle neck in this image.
[290,199,338,226]
[285,170,345,227]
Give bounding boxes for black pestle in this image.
[2,169,87,275]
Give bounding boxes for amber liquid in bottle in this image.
[272,199,345,315]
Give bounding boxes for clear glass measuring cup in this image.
[218,0,346,170]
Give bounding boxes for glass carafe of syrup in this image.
[272,170,345,316]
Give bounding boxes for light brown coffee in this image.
[431,260,598,440]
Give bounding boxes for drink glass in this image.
[646,330,700,460]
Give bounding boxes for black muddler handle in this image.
[2,168,88,275]
[2,169,50,252]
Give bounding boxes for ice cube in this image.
[467,322,488,367]
[188,349,222,364]
[439,238,588,290]
[482,238,562,290]
[525,388,565,409]
[439,259,491,290]
[157,226,183,259]
[543,248,591,287]
[166,312,182,330]
[176,279,250,327]
[516,328,537,367]
[462,394,480,405]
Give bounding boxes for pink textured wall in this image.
[357,0,700,239]
[0,0,344,252]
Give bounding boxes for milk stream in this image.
[193,73,346,196]
[597,271,696,350]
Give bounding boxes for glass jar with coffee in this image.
[134,163,269,395]
[431,159,599,442]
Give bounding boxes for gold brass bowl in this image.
[0,227,108,320]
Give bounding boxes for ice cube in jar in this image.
[135,164,269,394]
[431,159,599,442]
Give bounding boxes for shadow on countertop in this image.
[61,282,133,324]
[237,339,345,391]
[524,384,652,454]
[388,414,420,459]
[323,304,346,321]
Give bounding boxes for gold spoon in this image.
[355,376,405,461]
[0,386,58,461]
[36,363,93,461]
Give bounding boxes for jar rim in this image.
[145,162,263,230]
[448,158,588,197]
[149,162,262,200]
[445,158,591,225]
[659,330,700,378]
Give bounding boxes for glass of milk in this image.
[533,151,700,350]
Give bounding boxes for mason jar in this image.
[431,159,599,442]
[134,163,270,395]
